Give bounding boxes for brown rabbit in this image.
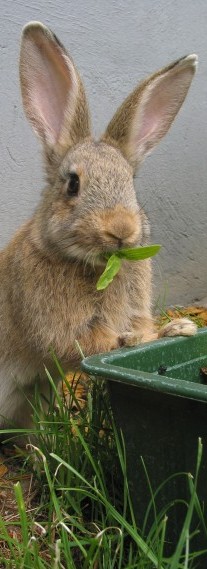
[0,22,197,428]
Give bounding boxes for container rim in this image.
[81,328,207,403]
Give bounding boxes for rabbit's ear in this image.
[20,22,91,153]
[103,55,197,170]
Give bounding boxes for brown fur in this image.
[0,22,197,427]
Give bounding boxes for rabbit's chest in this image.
[29,260,147,351]
[61,262,144,334]
[85,274,135,333]
[45,267,131,338]
[60,278,130,333]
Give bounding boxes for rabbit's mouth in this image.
[62,238,141,267]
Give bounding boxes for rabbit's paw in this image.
[118,332,142,347]
[158,318,197,338]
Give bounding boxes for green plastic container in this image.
[82,328,207,558]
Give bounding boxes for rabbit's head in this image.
[20,23,197,265]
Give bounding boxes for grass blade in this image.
[169,438,203,569]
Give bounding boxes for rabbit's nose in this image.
[105,231,131,248]
[100,205,141,247]
[111,235,123,249]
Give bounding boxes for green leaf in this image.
[96,254,122,290]
[96,245,161,290]
[116,244,161,260]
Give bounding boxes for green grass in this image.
[0,367,206,568]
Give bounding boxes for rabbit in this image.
[0,21,197,429]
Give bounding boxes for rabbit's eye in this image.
[67,173,80,197]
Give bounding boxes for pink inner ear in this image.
[133,68,194,153]
[136,113,158,143]
[22,34,73,144]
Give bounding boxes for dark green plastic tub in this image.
[82,327,207,559]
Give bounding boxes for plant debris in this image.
[158,305,207,329]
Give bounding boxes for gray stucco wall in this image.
[0,0,206,306]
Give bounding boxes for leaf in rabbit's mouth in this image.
[96,244,161,291]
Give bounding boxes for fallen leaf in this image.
[0,464,8,478]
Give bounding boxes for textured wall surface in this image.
[0,0,206,306]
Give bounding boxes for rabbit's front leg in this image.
[118,315,157,347]
[77,321,120,357]
[119,316,197,348]
[158,318,197,338]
